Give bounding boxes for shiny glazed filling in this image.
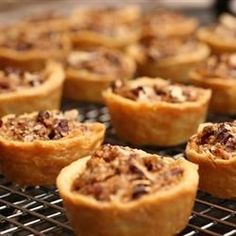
[112,79,199,103]
[195,121,236,160]
[0,67,44,93]
[0,110,83,142]
[139,36,197,61]
[74,145,184,202]
[67,48,127,77]
[196,54,236,79]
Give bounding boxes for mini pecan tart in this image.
[0,110,105,186]
[127,36,209,83]
[68,13,140,49]
[64,47,136,103]
[190,53,236,114]
[0,27,70,68]
[57,144,198,236]
[0,61,64,117]
[142,9,198,38]
[71,5,141,25]
[197,14,236,53]
[186,122,236,199]
[103,78,211,146]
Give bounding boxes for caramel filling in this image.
[67,48,126,77]
[196,122,236,159]
[0,30,63,51]
[0,67,44,93]
[139,37,197,61]
[74,145,184,202]
[112,80,198,103]
[196,54,236,79]
[0,110,83,142]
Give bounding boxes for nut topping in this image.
[0,110,81,142]
[112,79,198,103]
[195,121,236,159]
[74,145,184,202]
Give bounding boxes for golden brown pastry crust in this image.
[186,125,236,199]
[190,71,236,114]
[103,78,211,146]
[0,27,71,69]
[57,154,198,236]
[127,41,209,83]
[0,61,65,117]
[64,49,136,103]
[0,115,105,186]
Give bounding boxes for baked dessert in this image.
[186,121,236,199]
[68,13,140,49]
[0,110,105,186]
[142,9,198,38]
[127,36,210,83]
[190,53,236,114]
[0,27,70,69]
[197,13,236,53]
[64,47,136,103]
[103,78,211,146]
[71,5,141,25]
[0,61,64,117]
[57,144,198,236]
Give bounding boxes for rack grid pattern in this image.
[0,101,235,236]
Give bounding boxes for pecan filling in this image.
[0,110,81,142]
[67,48,126,77]
[139,36,197,61]
[0,30,63,51]
[74,145,184,202]
[196,54,236,79]
[0,67,44,93]
[112,80,198,103]
[196,122,236,159]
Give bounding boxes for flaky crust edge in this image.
[57,156,198,236]
[186,136,236,199]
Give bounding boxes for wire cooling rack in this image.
[0,101,235,236]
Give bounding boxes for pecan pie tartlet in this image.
[0,110,105,186]
[103,78,211,146]
[57,144,198,236]
[142,9,198,38]
[190,53,236,114]
[64,47,136,103]
[0,61,64,117]
[68,12,140,49]
[0,27,70,69]
[186,122,236,199]
[197,13,236,53]
[127,36,209,83]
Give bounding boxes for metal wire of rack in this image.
[0,101,235,236]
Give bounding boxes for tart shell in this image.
[0,61,65,117]
[197,27,236,54]
[64,55,136,103]
[0,122,105,186]
[127,43,210,83]
[103,78,211,146]
[186,136,236,199]
[57,156,199,236]
[190,71,236,114]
